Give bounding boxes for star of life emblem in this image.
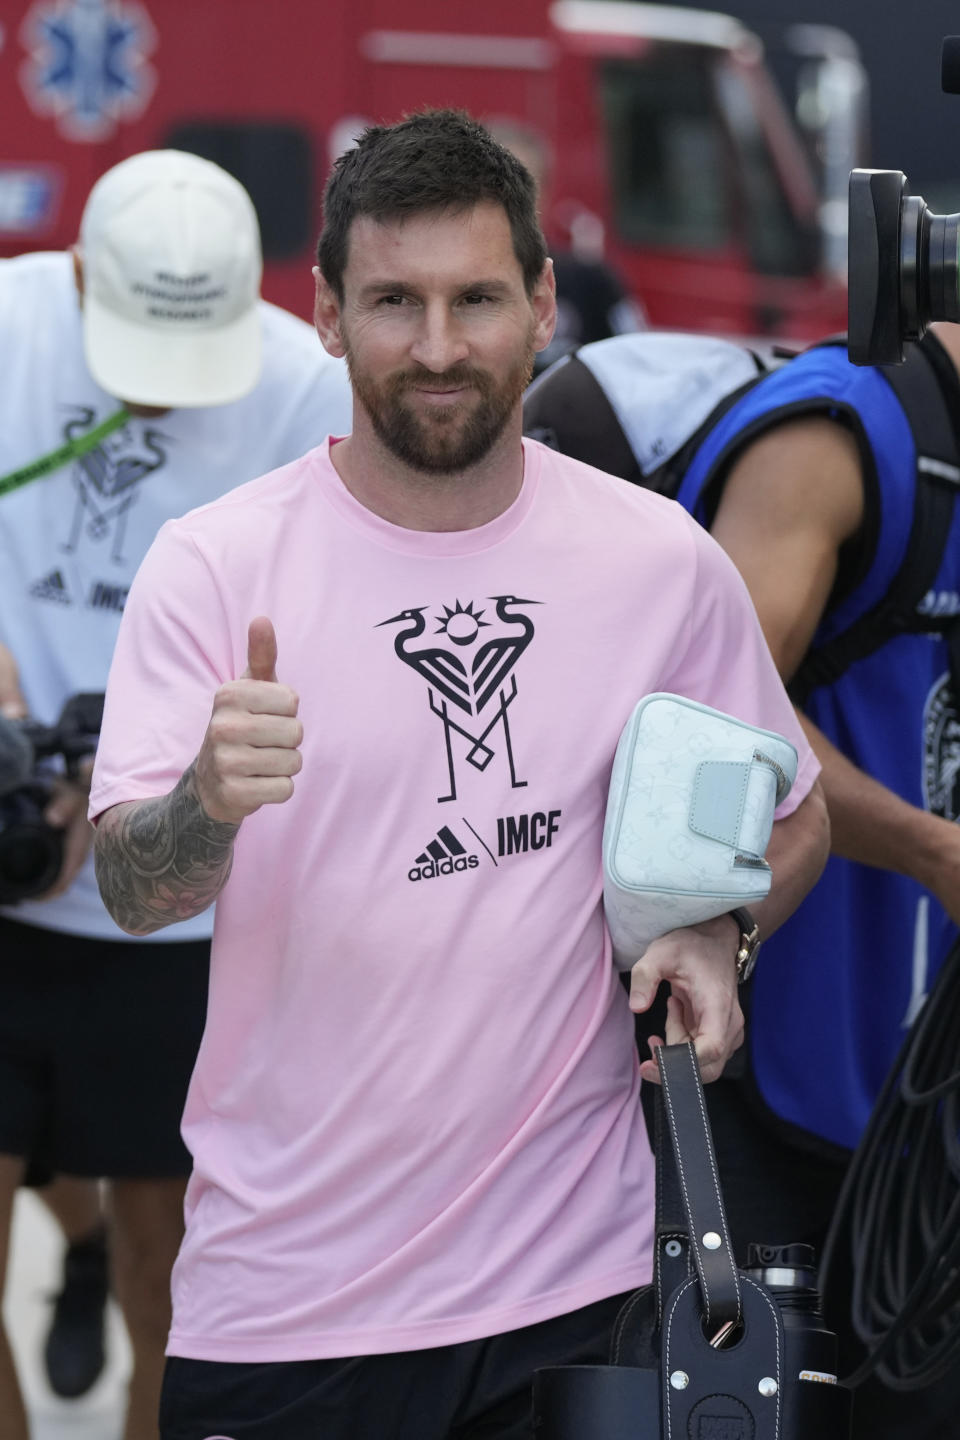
[19,0,157,142]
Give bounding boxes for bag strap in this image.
[0,407,130,500]
[650,1075,690,1330]
[790,334,960,704]
[655,1042,742,1335]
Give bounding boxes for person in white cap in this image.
[0,149,352,1440]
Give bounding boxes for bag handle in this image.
[655,1041,742,1335]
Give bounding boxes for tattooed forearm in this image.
[94,762,239,934]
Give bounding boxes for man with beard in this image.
[86,110,829,1440]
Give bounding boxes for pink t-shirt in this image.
[90,438,818,1362]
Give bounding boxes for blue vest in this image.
[676,345,960,1150]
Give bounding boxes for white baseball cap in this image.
[79,150,263,408]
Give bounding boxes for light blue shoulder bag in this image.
[602,694,798,969]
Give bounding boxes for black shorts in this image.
[160,1291,631,1440]
[0,913,209,1179]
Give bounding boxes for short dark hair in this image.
[317,109,548,299]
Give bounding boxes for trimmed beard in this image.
[344,332,536,476]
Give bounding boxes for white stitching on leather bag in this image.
[686,1046,742,1322]
[659,1063,713,1325]
[662,1276,697,1440]
[742,1275,783,1434]
[664,1276,782,1440]
[612,1287,649,1364]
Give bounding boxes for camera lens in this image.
[0,791,64,903]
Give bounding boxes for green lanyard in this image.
[0,407,131,499]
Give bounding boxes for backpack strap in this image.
[523,353,646,484]
[643,366,766,499]
[523,345,768,496]
[789,333,960,706]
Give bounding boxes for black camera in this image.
[848,38,960,365]
[0,693,103,904]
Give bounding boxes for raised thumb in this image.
[244,616,279,682]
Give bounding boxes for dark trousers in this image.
[705,1074,959,1440]
[159,1290,631,1440]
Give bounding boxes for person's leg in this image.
[47,934,209,1436]
[110,1176,186,1440]
[38,1174,110,1397]
[0,1152,31,1440]
[0,915,68,1433]
[38,1174,104,1240]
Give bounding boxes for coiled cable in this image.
[820,938,960,1390]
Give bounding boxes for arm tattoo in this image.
[94,763,239,935]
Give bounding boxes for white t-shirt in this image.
[0,250,353,939]
[90,438,818,1361]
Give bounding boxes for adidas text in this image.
[409,854,480,881]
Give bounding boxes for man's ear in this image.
[71,245,84,301]
[531,257,557,356]
[313,266,345,358]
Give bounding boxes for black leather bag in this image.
[533,1041,853,1439]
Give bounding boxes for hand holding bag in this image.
[603,694,798,969]
[533,1043,853,1439]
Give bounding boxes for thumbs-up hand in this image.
[194,617,303,826]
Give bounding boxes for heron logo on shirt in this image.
[57,406,170,565]
[378,595,539,804]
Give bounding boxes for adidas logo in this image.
[30,569,71,604]
[408,825,480,882]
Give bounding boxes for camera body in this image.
[848,168,960,365]
[0,693,103,904]
[847,38,960,365]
